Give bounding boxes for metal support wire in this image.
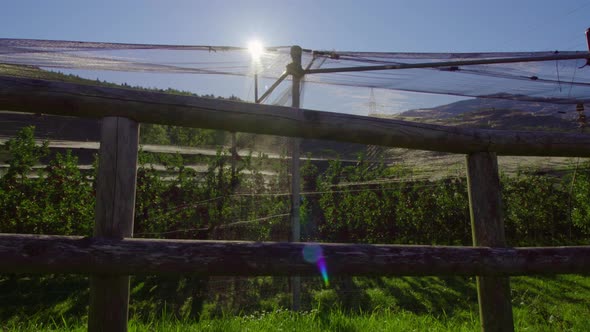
[306,52,590,75]
[256,72,288,104]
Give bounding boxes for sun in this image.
[247,40,264,61]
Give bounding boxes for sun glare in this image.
[247,40,264,60]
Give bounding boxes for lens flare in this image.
[247,40,264,61]
[317,255,329,287]
[302,244,329,287]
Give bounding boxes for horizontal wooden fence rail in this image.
[2,75,590,157]
[1,234,589,277]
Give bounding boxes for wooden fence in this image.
[1,72,590,332]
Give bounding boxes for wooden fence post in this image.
[466,152,514,332]
[88,117,139,332]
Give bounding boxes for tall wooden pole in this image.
[466,152,514,332]
[289,45,303,311]
[88,117,139,332]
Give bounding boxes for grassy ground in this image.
[1,304,587,332]
[3,310,479,332]
[1,275,589,331]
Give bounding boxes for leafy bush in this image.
[0,127,93,235]
[570,169,590,235]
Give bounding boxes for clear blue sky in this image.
[3,0,589,51]
[2,0,589,113]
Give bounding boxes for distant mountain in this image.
[385,98,581,131]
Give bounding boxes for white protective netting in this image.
[1,38,589,107]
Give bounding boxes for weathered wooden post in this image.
[88,117,139,332]
[288,45,304,311]
[466,152,514,332]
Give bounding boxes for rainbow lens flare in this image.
[302,244,329,287]
[317,255,329,287]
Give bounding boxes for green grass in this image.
[3,303,588,332]
[2,275,589,331]
[510,275,590,332]
[2,309,479,332]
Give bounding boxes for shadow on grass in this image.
[0,274,88,323]
[353,276,477,316]
[1,273,589,326]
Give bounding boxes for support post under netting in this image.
[289,45,304,312]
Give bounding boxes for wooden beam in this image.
[466,152,514,332]
[1,234,590,276]
[88,117,139,332]
[1,75,590,157]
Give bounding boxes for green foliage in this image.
[569,167,590,235]
[140,123,225,147]
[0,127,93,235]
[502,171,578,245]
[316,155,471,245]
[139,124,170,145]
[3,126,590,326]
[314,153,587,247]
[2,126,48,180]
[131,143,291,319]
